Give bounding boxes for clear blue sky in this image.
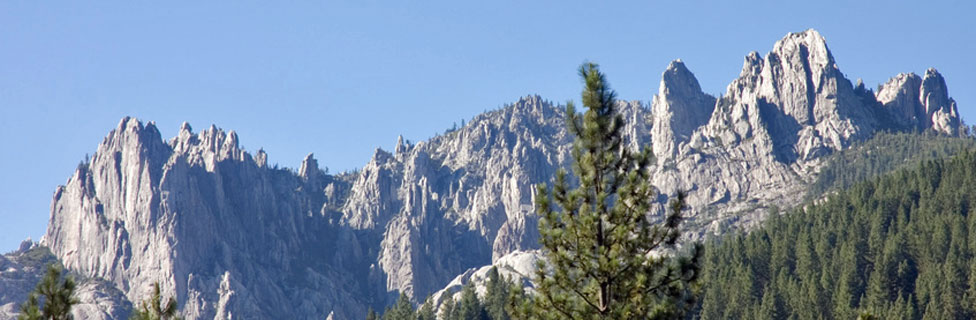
[1,1,973,252]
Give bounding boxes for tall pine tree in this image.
[516,62,701,319]
[19,264,78,320]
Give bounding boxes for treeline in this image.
[369,267,518,320]
[698,151,976,319]
[808,131,976,199]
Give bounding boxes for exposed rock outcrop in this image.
[0,242,130,320]
[18,29,965,320]
[651,60,716,161]
[43,118,368,319]
[876,68,962,135]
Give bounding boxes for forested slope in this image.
[808,131,976,199]
[699,150,976,319]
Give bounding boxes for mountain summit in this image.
[0,30,962,319]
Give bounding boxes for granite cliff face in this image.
[37,96,588,319]
[877,68,961,135]
[8,29,965,319]
[651,60,716,160]
[43,118,370,319]
[343,96,590,298]
[645,29,963,239]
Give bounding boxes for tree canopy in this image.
[699,151,976,319]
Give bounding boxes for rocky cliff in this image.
[42,119,371,319]
[431,29,966,308]
[5,29,964,319]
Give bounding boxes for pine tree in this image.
[381,293,415,320]
[19,264,78,320]
[483,267,510,320]
[458,283,487,320]
[755,284,783,319]
[130,282,181,320]
[417,297,436,320]
[17,293,41,320]
[366,308,378,320]
[441,297,459,320]
[517,62,701,319]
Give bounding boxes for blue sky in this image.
[1,1,973,252]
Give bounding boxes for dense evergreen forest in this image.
[698,150,976,319]
[807,131,976,199]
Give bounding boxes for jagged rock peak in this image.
[168,122,246,163]
[876,69,962,135]
[741,51,764,76]
[877,72,924,128]
[770,29,834,71]
[661,59,704,96]
[44,116,372,319]
[255,148,268,168]
[395,135,406,154]
[17,238,34,253]
[299,153,319,180]
[111,117,162,141]
[920,68,961,134]
[762,29,842,124]
[94,117,169,167]
[651,59,716,160]
[368,147,396,168]
[921,68,951,114]
[509,95,549,115]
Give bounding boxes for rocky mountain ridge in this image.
[1,29,965,319]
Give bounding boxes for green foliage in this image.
[458,283,488,320]
[381,293,415,320]
[515,62,701,319]
[417,297,436,320]
[433,271,520,320]
[808,131,976,199]
[441,297,458,320]
[18,293,41,320]
[15,246,58,270]
[19,264,78,320]
[366,308,378,320]
[699,151,976,319]
[483,268,510,320]
[130,282,180,320]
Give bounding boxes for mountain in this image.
[648,29,962,239]
[1,29,965,319]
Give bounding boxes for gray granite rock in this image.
[43,118,367,319]
[20,29,965,320]
[651,60,716,161]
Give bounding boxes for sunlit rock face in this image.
[651,59,716,161]
[26,29,964,320]
[43,118,367,319]
[876,68,961,135]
